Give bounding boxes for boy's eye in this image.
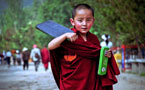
[87,19,91,21]
[77,20,82,22]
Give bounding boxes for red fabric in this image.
[50,28,120,90]
[41,48,50,69]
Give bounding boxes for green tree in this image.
[70,0,145,58]
[0,0,144,58]
[0,0,27,51]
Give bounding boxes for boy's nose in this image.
[82,21,87,25]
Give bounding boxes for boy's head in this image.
[70,4,95,34]
[72,4,94,19]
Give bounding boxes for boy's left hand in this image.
[105,49,112,58]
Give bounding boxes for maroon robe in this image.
[41,47,50,69]
[50,28,120,90]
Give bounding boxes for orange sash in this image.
[64,54,77,62]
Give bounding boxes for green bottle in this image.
[98,47,109,75]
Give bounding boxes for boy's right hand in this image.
[48,32,78,50]
[65,33,78,42]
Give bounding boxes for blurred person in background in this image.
[16,50,22,65]
[114,48,122,68]
[30,44,41,72]
[22,47,30,70]
[3,50,7,64]
[0,52,3,64]
[41,45,50,71]
[6,50,12,68]
[11,49,16,65]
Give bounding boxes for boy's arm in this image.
[48,32,78,50]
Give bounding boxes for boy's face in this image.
[70,9,94,34]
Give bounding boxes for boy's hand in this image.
[65,33,78,42]
[105,49,112,58]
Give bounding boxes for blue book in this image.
[36,20,73,37]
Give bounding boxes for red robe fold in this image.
[41,48,50,69]
[50,28,120,90]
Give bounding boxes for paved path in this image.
[0,63,145,90]
[114,73,145,90]
[0,63,58,90]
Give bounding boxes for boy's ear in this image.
[70,18,75,26]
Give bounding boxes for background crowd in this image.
[0,44,50,72]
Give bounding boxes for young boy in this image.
[48,4,120,90]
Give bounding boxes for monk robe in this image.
[41,47,50,70]
[50,28,120,90]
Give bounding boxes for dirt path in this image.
[0,63,58,90]
[114,73,145,90]
[0,63,145,90]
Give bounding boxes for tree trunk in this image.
[136,38,143,59]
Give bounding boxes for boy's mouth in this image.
[81,28,87,29]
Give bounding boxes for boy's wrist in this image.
[63,33,68,40]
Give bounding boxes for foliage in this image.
[0,0,72,51]
[0,0,26,51]
[68,0,145,58]
[41,0,72,27]
[0,0,144,57]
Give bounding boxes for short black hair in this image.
[72,4,94,19]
